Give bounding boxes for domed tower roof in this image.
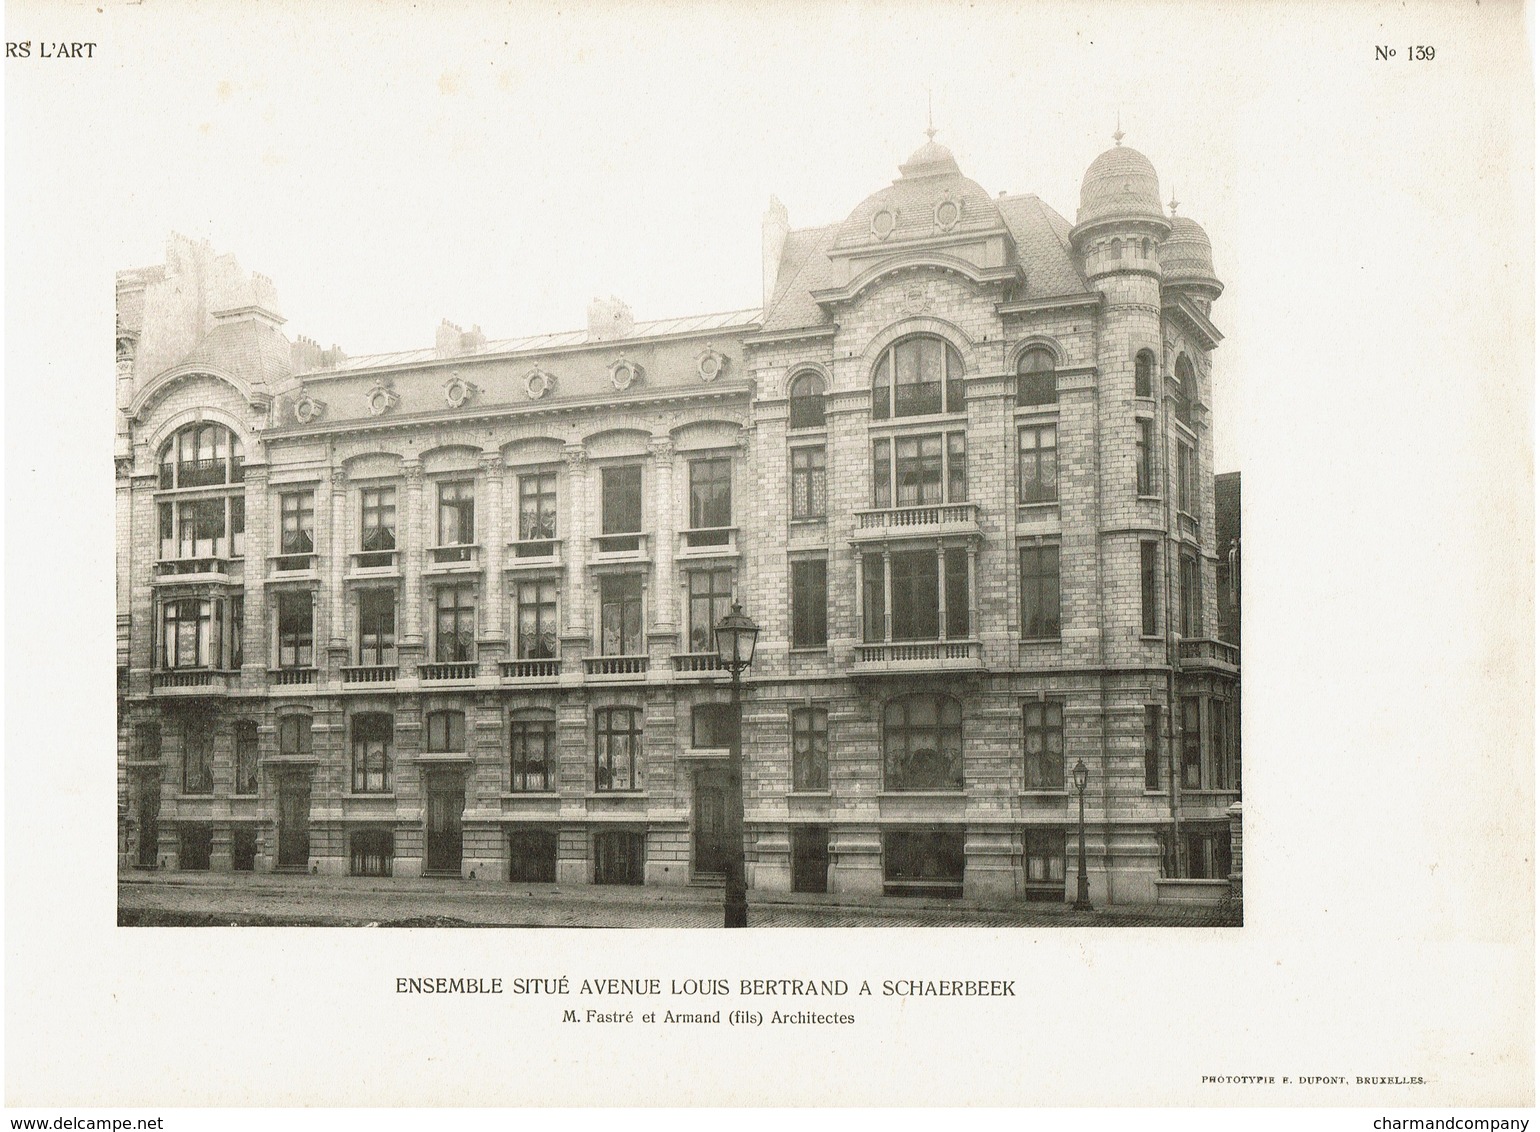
[1073,142,1169,236]
[1162,215,1223,299]
[832,133,1008,251]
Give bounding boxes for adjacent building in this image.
[116,131,1240,906]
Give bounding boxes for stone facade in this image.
[116,135,1240,907]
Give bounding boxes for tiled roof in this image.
[181,318,294,389]
[996,194,1092,298]
[762,224,840,333]
[302,307,763,377]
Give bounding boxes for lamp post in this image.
[1072,758,1092,911]
[714,602,760,928]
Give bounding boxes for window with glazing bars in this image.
[510,711,556,791]
[871,336,963,419]
[1023,826,1066,891]
[278,715,312,757]
[280,492,314,555]
[1018,425,1058,503]
[517,471,558,544]
[883,694,963,791]
[1180,697,1201,790]
[1134,350,1155,398]
[1179,549,1201,638]
[359,487,397,562]
[434,585,476,662]
[1140,541,1159,636]
[1022,701,1065,789]
[791,559,827,648]
[1019,544,1061,639]
[438,481,475,553]
[426,710,466,753]
[788,372,827,429]
[791,707,829,791]
[515,579,559,659]
[595,708,641,791]
[183,721,213,794]
[871,433,966,508]
[234,720,259,795]
[601,465,642,537]
[1016,346,1057,407]
[790,447,826,519]
[276,590,313,668]
[352,713,393,793]
[600,574,643,656]
[1177,441,1194,514]
[358,588,396,664]
[688,569,733,653]
[1135,418,1154,495]
[688,457,731,545]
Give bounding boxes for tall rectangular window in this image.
[872,434,965,508]
[182,722,213,794]
[510,711,556,792]
[276,590,314,668]
[688,568,734,653]
[1140,541,1159,636]
[1177,441,1194,514]
[595,707,642,791]
[178,498,227,558]
[517,471,558,543]
[1209,698,1232,790]
[1019,544,1061,639]
[601,465,643,538]
[438,481,475,557]
[234,720,259,795]
[1180,549,1201,638]
[352,713,393,794]
[862,553,886,643]
[231,495,245,558]
[1022,701,1065,790]
[358,589,397,664]
[136,722,162,763]
[890,551,940,640]
[1135,418,1154,495]
[1018,425,1058,503]
[1023,826,1066,897]
[895,435,944,506]
[359,486,397,565]
[229,595,243,670]
[689,457,731,534]
[791,559,828,649]
[280,492,314,557]
[515,579,559,659]
[1180,697,1202,790]
[872,438,891,508]
[1144,705,1161,791]
[600,574,644,655]
[159,502,175,560]
[790,447,827,520]
[791,707,829,792]
[278,715,312,757]
[691,704,735,748]
[945,547,970,639]
[434,584,476,662]
[161,598,215,669]
[947,433,968,502]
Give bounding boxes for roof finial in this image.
[1113,111,1124,146]
[1168,189,1179,218]
[926,87,937,141]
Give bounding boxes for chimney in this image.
[460,324,486,353]
[587,297,634,342]
[762,196,790,310]
[436,319,464,358]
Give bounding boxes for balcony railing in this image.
[853,640,984,673]
[342,664,398,683]
[152,669,236,693]
[507,537,562,565]
[678,528,738,556]
[154,556,232,578]
[1178,638,1240,669]
[500,658,562,681]
[852,502,980,542]
[672,653,727,675]
[419,661,479,681]
[591,532,649,559]
[268,667,317,686]
[426,544,480,568]
[270,552,317,573]
[584,655,649,678]
[349,550,398,571]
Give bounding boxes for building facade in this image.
[116,133,1240,905]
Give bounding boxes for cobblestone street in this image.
[119,872,1242,928]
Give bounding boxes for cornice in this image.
[743,325,839,346]
[1162,292,1225,349]
[996,293,1103,317]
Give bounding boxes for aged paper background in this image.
[5,0,1533,1109]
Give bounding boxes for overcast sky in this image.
[86,1,1243,467]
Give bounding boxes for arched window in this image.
[882,694,963,791]
[510,709,555,792]
[1175,356,1196,427]
[1111,238,1123,260]
[426,710,466,753]
[158,422,245,489]
[1141,238,1152,257]
[1134,350,1155,398]
[352,713,393,793]
[788,372,827,430]
[871,335,964,419]
[1016,346,1057,407]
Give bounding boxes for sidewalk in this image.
[118,870,1243,928]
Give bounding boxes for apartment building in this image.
[116,131,1239,905]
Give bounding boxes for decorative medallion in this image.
[903,283,934,316]
[293,393,327,424]
[934,195,962,231]
[871,207,898,240]
[364,380,399,417]
[524,368,558,401]
[696,348,727,383]
[608,357,644,392]
[443,374,479,409]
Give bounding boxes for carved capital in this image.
[562,445,589,472]
[403,460,425,486]
[479,452,505,476]
[735,427,754,452]
[648,437,675,463]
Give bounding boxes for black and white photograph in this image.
[6,0,1533,1117]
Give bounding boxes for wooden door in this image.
[277,777,311,869]
[135,777,160,867]
[693,767,730,878]
[426,779,465,875]
[792,825,830,894]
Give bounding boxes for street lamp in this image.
[1072,758,1092,911]
[714,602,760,928]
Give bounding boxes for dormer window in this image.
[1016,346,1057,407]
[788,372,827,429]
[871,336,963,420]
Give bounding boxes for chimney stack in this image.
[762,196,790,310]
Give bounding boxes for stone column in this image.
[648,437,676,636]
[480,453,507,662]
[401,460,426,663]
[326,466,349,678]
[242,465,270,679]
[935,541,947,641]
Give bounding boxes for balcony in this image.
[500,658,562,683]
[1178,638,1240,672]
[583,655,649,680]
[152,557,236,584]
[425,544,481,573]
[348,550,399,574]
[268,667,318,687]
[852,639,984,675]
[506,538,563,570]
[419,661,479,682]
[152,669,236,695]
[341,664,398,684]
[677,527,738,559]
[851,502,981,544]
[590,532,650,565]
[269,552,317,574]
[672,652,728,678]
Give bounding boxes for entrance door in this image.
[135,776,161,867]
[792,825,830,894]
[277,776,311,869]
[425,778,465,875]
[693,767,731,878]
